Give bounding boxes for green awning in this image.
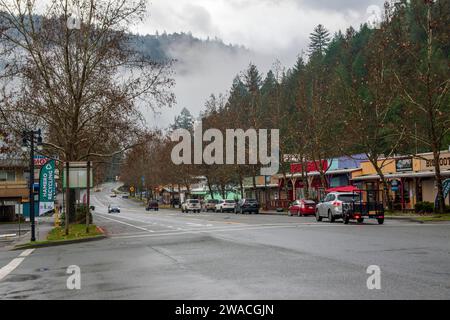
[191,191,207,196]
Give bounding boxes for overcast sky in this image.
[136,0,386,128]
[139,0,384,58]
[34,0,386,128]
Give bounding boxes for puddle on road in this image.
[3,274,41,282]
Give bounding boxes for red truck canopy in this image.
[326,185,361,193]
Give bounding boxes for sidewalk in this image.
[260,210,287,216]
[0,216,54,250]
[259,211,430,221]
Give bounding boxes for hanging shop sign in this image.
[39,160,56,216]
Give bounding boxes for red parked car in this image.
[288,200,316,216]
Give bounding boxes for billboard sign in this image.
[62,162,93,189]
[396,158,413,172]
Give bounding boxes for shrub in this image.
[415,202,434,214]
[60,205,93,224]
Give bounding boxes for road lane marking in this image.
[186,223,204,227]
[108,222,450,240]
[19,249,35,257]
[95,214,154,232]
[111,224,300,240]
[0,249,35,282]
[0,234,17,239]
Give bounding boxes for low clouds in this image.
[299,0,385,12]
[137,0,386,128]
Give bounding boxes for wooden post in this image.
[86,161,91,233]
[65,162,70,236]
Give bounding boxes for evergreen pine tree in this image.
[308,24,331,56]
[171,107,195,132]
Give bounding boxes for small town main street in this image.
[0,184,449,300]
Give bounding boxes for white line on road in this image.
[110,224,301,240]
[95,214,154,232]
[0,249,35,282]
[19,249,35,257]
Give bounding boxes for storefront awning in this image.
[326,186,361,193]
[243,184,279,189]
[277,168,360,179]
[352,170,450,181]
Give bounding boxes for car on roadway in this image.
[203,199,220,212]
[181,199,201,213]
[110,193,117,198]
[108,204,121,214]
[122,194,129,199]
[316,192,353,222]
[215,199,236,213]
[235,199,260,214]
[288,199,316,216]
[146,200,159,211]
[316,192,361,223]
[171,198,181,208]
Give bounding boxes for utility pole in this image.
[65,162,70,236]
[29,134,35,242]
[86,161,91,233]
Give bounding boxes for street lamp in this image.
[22,129,43,242]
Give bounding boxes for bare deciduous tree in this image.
[0,0,175,163]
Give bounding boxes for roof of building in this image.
[352,170,450,181]
[0,159,27,168]
[277,168,360,179]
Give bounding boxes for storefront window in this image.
[393,179,411,210]
[0,170,15,182]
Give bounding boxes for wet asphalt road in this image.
[0,183,449,300]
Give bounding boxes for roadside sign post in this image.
[62,161,94,235]
[86,161,91,233]
[65,162,70,236]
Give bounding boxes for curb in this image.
[260,212,287,216]
[12,235,107,251]
[385,216,424,224]
[12,227,107,251]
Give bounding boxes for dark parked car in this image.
[235,199,260,214]
[171,198,181,208]
[146,200,159,211]
[108,204,120,214]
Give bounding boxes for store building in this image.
[278,155,367,202]
[351,151,450,210]
[244,155,367,210]
[0,159,28,222]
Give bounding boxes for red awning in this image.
[326,185,361,193]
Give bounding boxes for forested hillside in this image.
[198,0,450,210]
[130,31,248,63]
[123,0,450,212]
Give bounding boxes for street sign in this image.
[34,155,50,166]
[62,162,93,189]
[391,179,400,192]
[130,186,135,193]
[39,160,56,216]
